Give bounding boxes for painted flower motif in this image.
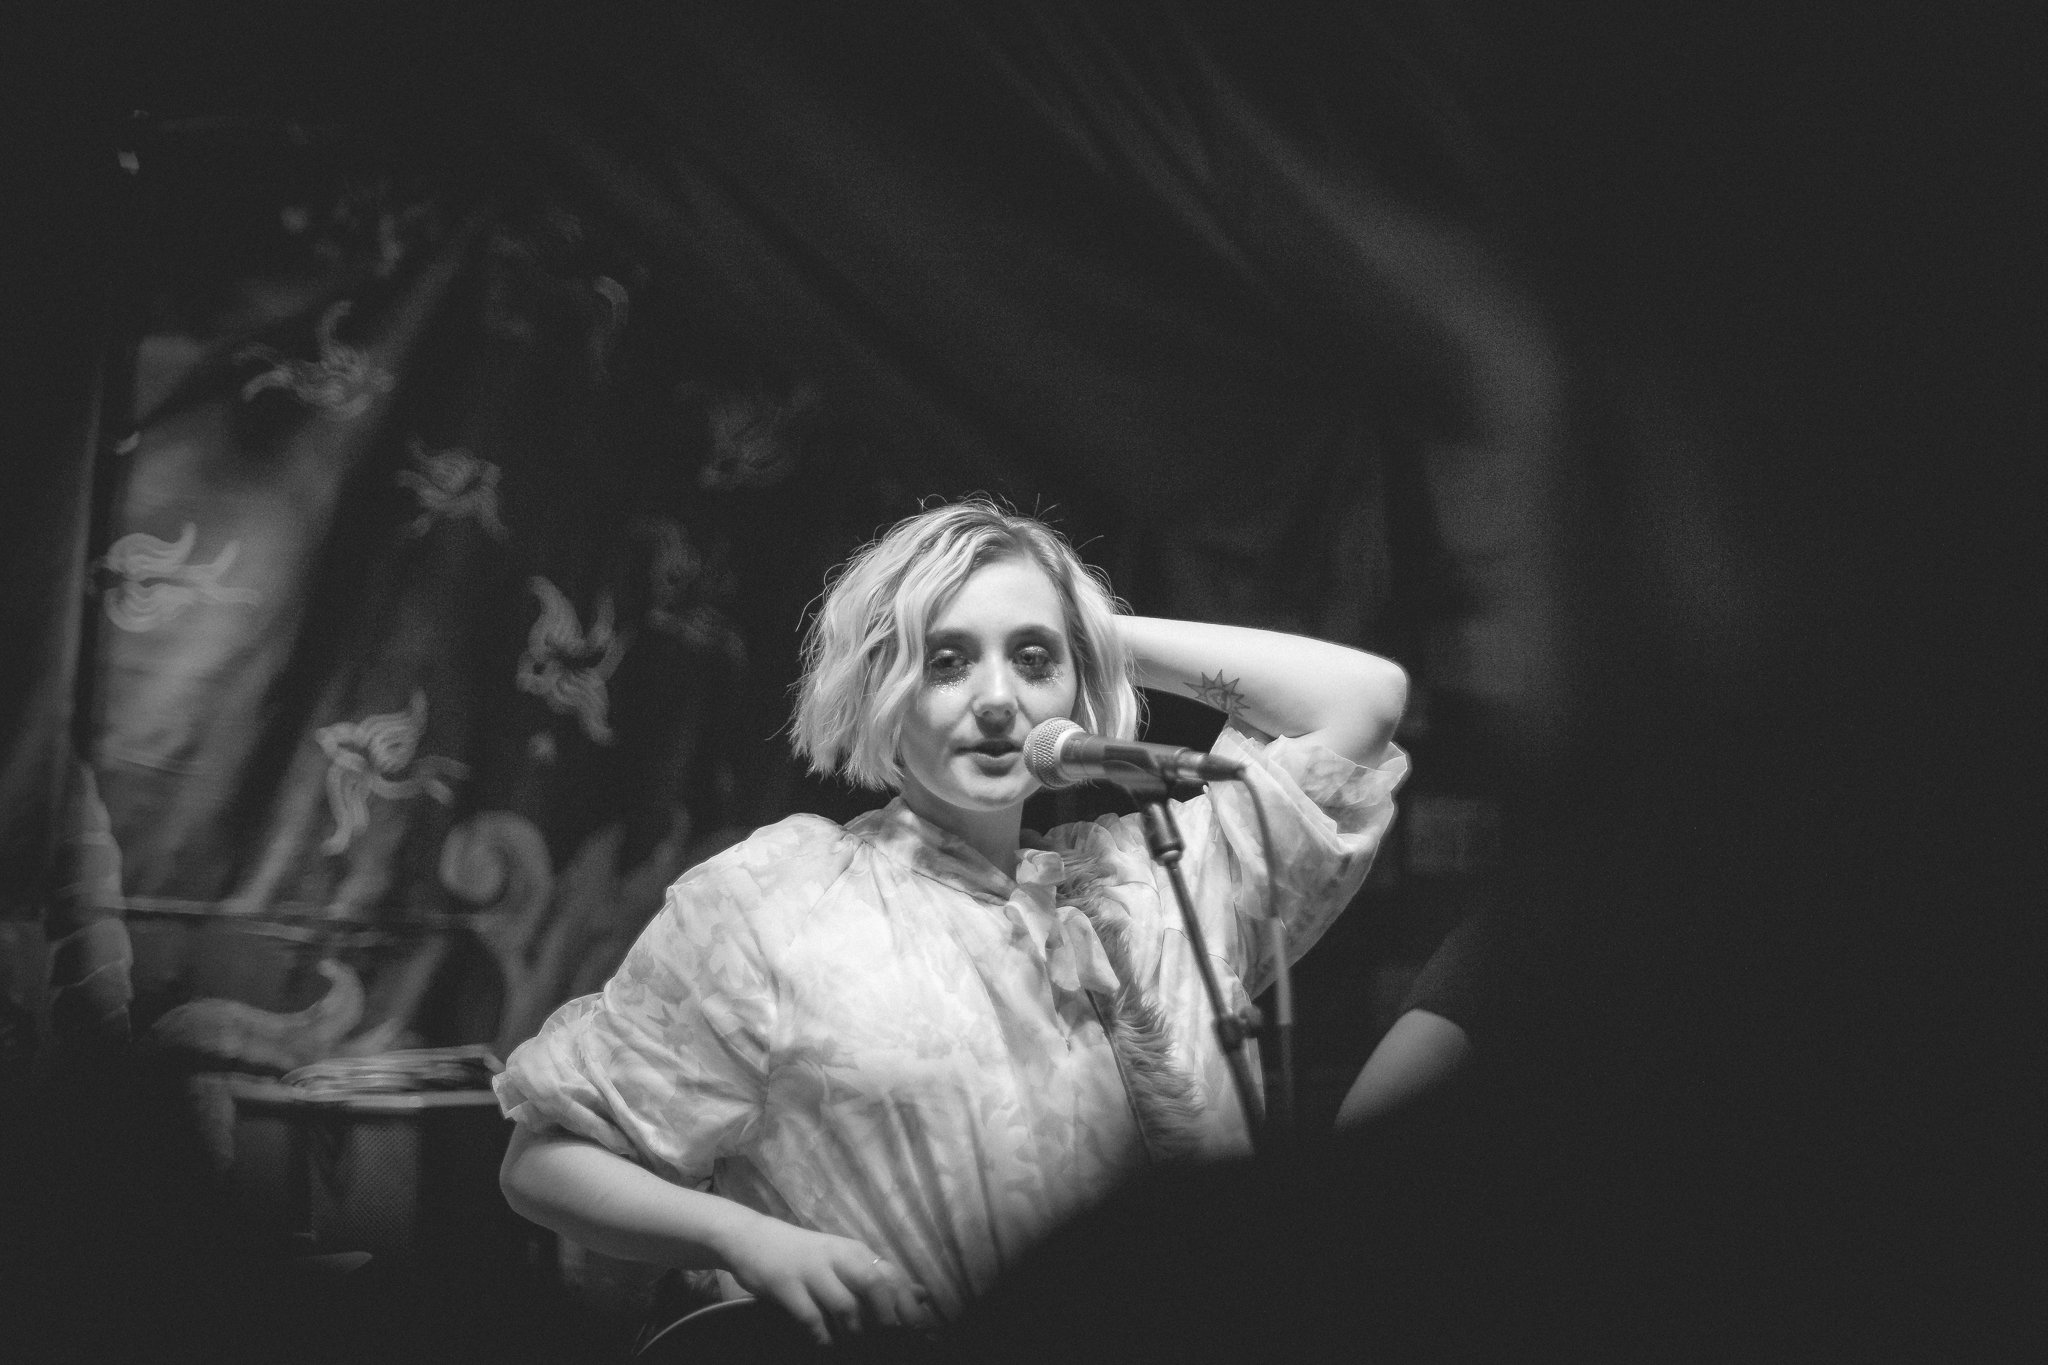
[396,437,507,539]
[639,517,702,627]
[663,604,747,666]
[586,275,629,383]
[315,690,467,855]
[634,519,747,666]
[282,175,421,279]
[101,522,261,632]
[238,300,395,420]
[699,382,817,491]
[517,577,625,744]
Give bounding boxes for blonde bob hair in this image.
[791,498,1141,791]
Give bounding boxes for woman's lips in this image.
[963,741,1020,761]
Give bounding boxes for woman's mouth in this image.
[963,740,1020,759]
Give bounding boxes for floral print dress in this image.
[495,723,1407,1318]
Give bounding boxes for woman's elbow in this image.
[499,1123,543,1217]
[1340,655,1407,763]
[1363,657,1408,733]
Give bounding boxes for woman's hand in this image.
[500,1128,936,1345]
[721,1214,937,1346]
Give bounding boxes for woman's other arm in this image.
[1117,616,1407,765]
[500,1125,933,1344]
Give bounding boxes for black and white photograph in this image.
[3,3,2032,1361]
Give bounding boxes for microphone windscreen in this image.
[1023,717,1083,788]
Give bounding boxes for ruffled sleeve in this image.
[1171,722,1408,997]
[492,833,789,1184]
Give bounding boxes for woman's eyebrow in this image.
[925,622,1065,648]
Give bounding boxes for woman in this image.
[496,498,1408,1346]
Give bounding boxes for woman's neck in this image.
[897,784,1023,873]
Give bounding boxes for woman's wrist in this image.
[698,1197,772,1270]
[1117,615,1251,718]
[1113,614,1174,694]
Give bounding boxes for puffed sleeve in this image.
[492,839,780,1185]
[1173,721,1408,998]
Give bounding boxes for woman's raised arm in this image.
[1116,616,1406,766]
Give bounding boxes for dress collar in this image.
[855,797,1066,902]
[854,800,1116,995]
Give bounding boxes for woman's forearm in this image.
[1119,616,1406,765]
[499,1124,762,1271]
[503,1125,937,1342]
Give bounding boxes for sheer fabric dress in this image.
[496,723,1407,1317]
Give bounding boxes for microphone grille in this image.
[1023,718,1083,789]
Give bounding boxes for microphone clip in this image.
[1213,1002,1264,1050]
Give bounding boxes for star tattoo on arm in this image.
[1189,670,1248,720]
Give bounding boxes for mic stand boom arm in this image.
[1123,769,1270,1155]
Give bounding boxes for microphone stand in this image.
[1264,916,1296,1157]
[1117,768,1285,1157]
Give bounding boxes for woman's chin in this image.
[927,769,1035,812]
[950,779,1033,811]
[945,756,1034,802]
[899,755,1039,825]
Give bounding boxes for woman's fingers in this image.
[769,1282,833,1348]
[864,1269,905,1330]
[838,1253,939,1337]
[894,1283,939,1332]
[759,1240,939,1345]
[811,1270,865,1342]
[728,1222,939,1345]
[837,1252,900,1332]
[866,1260,938,1333]
[891,1277,938,1331]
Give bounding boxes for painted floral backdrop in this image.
[47,136,924,1084]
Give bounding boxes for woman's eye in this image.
[1015,647,1056,679]
[926,651,967,678]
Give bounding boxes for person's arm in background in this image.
[1337,903,1515,1131]
[1335,1008,1473,1129]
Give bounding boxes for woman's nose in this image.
[973,665,1018,723]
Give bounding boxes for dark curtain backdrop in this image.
[6,0,1594,1094]
[1,0,2032,1358]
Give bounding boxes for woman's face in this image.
[896,555,1078,825]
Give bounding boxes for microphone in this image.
[1023,718,1247,790]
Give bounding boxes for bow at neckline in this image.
[1012,850,1118,996]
